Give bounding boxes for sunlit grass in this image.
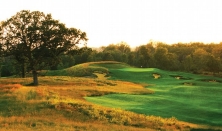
[0,61,221,130]
[0,75,185,131]
[86,63,222,130]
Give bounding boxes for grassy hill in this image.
[85,62,222,129]
[0,61,222,131]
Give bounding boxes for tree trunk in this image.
[32,70,38,86]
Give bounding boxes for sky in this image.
[0,0,222,48]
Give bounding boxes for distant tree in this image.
[182,55,193,72]
[116,42,131,63]
[0,10,87,85]
[94,51,103,61]
[116,41,131,54]
[212,43,222,59]
[166,53,180,71]
[103,52,114,61]
[127,52,136,66]
[74,47,93,64]
[168,43,195,63]
[87,50,98,62]
[135,45,152,67]
[192,48,209,73]
[206,55,221,74]
[53,54,76,70]
[0,56,16,77]
[154,47,168,69]
[100,42,131,63]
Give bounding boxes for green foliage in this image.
[0,10,87,85]
[135,45,152,68]
[206,55,221,73]
[0,56,16,77]
[61,42,222,76]
[2,37,222,79]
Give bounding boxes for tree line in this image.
[50,41,222,75]
[2,33,222,79]
[1,10,222,86]
[2,38,222,78]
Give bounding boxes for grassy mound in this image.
[40,61,129,77]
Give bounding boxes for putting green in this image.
[86,66,222,126]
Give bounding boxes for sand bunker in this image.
[169,75,182,80]
[169,75,192,80]
[175,76,181,79]
[153,73,161,79]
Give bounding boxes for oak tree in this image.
[0,10,87,85]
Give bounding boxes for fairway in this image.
[85,64,222,126]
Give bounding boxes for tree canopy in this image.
[0,10,88,85]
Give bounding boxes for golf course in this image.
[85,62,222,128]
[0,61,222,131]
[1,7,222,131]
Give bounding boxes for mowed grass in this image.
[0,71,190,131]
[85,62,222,128]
